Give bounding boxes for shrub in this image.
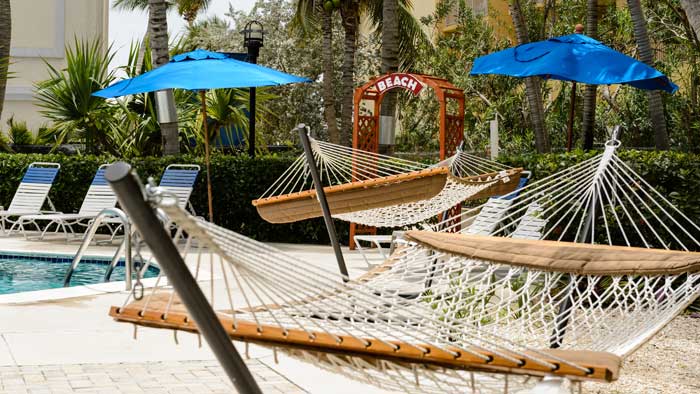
[0,152,347,244]
[0,149,696,247]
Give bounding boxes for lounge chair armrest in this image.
[40,210,62,214]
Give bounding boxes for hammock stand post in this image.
[297,125,350,280]
[105,162,263,394]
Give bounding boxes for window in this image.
[445,0,488,27]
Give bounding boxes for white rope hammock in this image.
[254,137,518,227]
[434,138,700,251]
[111,135,700,393]
[112,185,700,394]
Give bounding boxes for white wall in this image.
[2,0,109,133]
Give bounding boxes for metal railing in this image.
[63,208,132,290]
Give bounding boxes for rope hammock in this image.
[252,137,522,227]
[433,139,700,251]
[110,135,700,393]
[111,182,700,393]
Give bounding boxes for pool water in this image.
[0,252,159,295]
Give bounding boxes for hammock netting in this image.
[432,139,700,252]
[111,137,700,394]
[253,137,521,227]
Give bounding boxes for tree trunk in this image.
[339,1,359,147]
[149,0,180,155]
[322,10,340,144]
[628,0,669,150]
[681,0,700,38]
[137,22,152,73]
[0,0,11,122]
[509,0,550,152]
[582,0,598,150]
[379,0,399,153]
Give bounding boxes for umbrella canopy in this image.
[93,49,310,98]
[470,34,677,93]
[92,50,310,223]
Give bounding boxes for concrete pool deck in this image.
[0,235,394,393]
[0,235,698,393]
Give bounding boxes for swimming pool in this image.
[0,252,160,295]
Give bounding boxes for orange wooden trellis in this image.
[350,73,466,249]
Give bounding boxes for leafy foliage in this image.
[398,0,700,153]
[34,38,118,154]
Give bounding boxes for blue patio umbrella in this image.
[470,33,678,149]
[93,49,311,222]
[93,49,310,98]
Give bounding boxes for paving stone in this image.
[1,360,306,393]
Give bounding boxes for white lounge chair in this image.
[1,162,60,235]
[102,164,201,241]
[16,164,117,241]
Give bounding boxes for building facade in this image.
[3,0,109,133]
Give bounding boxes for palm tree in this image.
[509,0,550,153]
[681,0,700,38]
[339,1,361,146]
[177,0,211,27]
[582,0,598,150]
[148,0,180,155]
[0,0,11,122]
[292,0,341,144]
[294,0,426,146]
[379,0,399,153]
[627,0,669,150]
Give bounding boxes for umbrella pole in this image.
[566,81,577,152]
[200,90,214,222]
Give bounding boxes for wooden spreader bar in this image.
[110,301,619,382]
[252,167,525,225]
[252,167,449,223]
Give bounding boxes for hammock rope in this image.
[253,136,520,227]
[434,139,700,251]
[111,136,700,394]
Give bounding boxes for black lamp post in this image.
[242,20,264,158]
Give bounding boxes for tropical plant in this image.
[0,0,11,122]
[582,1,598,150]
[293,0,428,146]
[292,0,342,143]
[176,0,211,26]
[508,0,550,153]
[379,0,399,152]
[628,0,670,150]
[6,117,33,145]
[35,39,118,155]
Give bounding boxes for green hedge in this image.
[0,152,348,244]
[0,149,697,246]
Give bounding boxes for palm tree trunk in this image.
[628,0,669,150]
[509,0,550,153]
[149,0,180,155]
[322,10,340,144]
[339,1,359,147]
[0,0,11,122]
[582,0,598,150]
[379,0,399,153]
[681,0,700,38]
[137,23,152,73]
